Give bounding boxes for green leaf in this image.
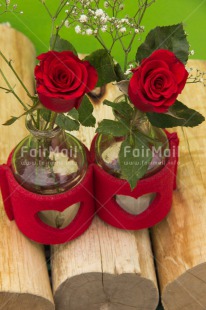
[55,114,79,131]
[136,24,189,64]
[78,95,96,127]
[40,108,51,122]
[85,49,117,87]
[96,119,129,137]
[67,108,79,121]
[103,99,134,124]
[3,116,18,125]
[147,100,205,128]
[114,63,126,81]
[119,134,152,189]
[50,34,77,55]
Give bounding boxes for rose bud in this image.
[34,51,98,113]
[128,49,188,113]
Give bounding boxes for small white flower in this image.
[119,4,124,10]
[104,1,109,8]
[121,18,129,24]
[119,27,126,33]
[65,9,69,13]
[95,9,104,16]
[86,28,93,35]
[190,50,195,55]
[6,0,10,5]
[101,25,107,32]
[135,28,139,33]
[75,25,81,34]
[79,14,88,23]
[20,11,23,14]
[100,16,108,23]
[66,1,69,4]
[64,20,69,28]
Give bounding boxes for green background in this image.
[1,0,206,67]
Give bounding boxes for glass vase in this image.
[11,116,87,195]
[11,114,88,228]
[95,97,170,215]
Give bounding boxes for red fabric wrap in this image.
[0,161,94,245]
[0,131,179,243]
[91,132,179,230]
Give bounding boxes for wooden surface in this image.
[151,60,206,309]
[0,25,54,310]
[52,83,159,310]
[1,25,206,310]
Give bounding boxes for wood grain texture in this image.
[52,83,159,310]
[0,25,54,310]
[151,60,206,310]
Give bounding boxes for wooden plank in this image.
[0,25,54,310]
[151,60,206,309]
[52,83,159,310]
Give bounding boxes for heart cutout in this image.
[38,203,80,229]
[116,193,156,215]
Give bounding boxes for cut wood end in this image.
[54,272,159,310]
[162,263,206,310]
[0,292,55,310]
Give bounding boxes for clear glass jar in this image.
[11,115,88,195]
[95,116,169,180]
[95,97,170,215]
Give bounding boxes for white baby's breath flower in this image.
[64,20,69,28]
[86,28,93,35]
[100,15,108,23]
[65,9,69,13]
[101,25,107,32]
[125,69,131,75]
[95,8,104,16]
[135,28,139,33]
[75,25,81,34]
[79,14,88,23]
[119,27,126,33]
[190,50,195,56]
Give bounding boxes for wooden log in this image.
[151,60,206,309]
[0,25,54,310]
[52,83,159,310]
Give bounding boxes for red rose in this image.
[128,49,188,113]
[34,51,98,112]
